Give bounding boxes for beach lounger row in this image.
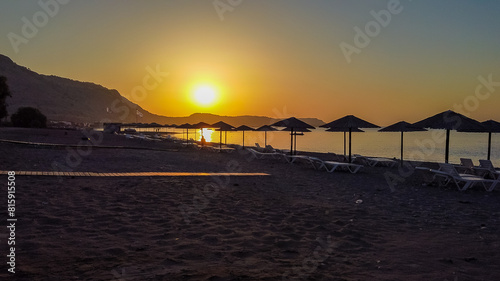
[454,158,500,179]
[247,148,363,174]
[417,161,500,192]
[351,155,398,167]
[321,160,363,173]
[284,154,363,173]
[258,144,290,154]
[247,148,282,159]
[207,145,236,153]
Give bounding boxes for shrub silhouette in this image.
[0,76,11,121]
[11,107,47,128]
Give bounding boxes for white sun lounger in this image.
[479,159,500,179]
[255,143,265,152]
[435,163,499,191]
[320,161,363,174]
[479,159,500,171]
[455,158,490,176]
[209,145,236,153]
[352,155,398,167]
[266,145,290,154]
[283,155,325,170]
[284,155,363,173]
[247,148,283,160]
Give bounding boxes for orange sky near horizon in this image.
[1,1,500,126]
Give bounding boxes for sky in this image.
[1,0,500,125]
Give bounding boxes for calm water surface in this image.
[147,127,500,166]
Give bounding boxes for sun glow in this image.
[201,128,213,142]
[193,85,217,107]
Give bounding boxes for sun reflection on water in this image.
[200,128,214,143]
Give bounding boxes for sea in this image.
[136,127,500,166]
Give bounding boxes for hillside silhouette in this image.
[0,54,324,127]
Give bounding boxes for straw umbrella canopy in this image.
[192,121,211,129]
[211,121,235,150]
[256,125,278,147]
[413,110,486,163]
[176,123,193,145]
[148,122,162,132]
[320,115,379,163]
[270,117,315,155]
[192,122,212,144]
[458,120,500,160]
[325,127,364,157]
[235,125,255,149]
[379,121,427,166]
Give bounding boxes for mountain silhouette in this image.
[0,54,324,127]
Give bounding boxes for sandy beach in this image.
[1,127,500,280]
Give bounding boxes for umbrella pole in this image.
[265,131,267,147]
[348,128,352,163]
[242,131,245,149]
[294,133,297,155]
[290,128,294,155]
[219,130,222,152]
[445,129,450,163]
[343,131,346,156]
[225,131,227,145]
[400,131,404,167]
[488,132,492,160]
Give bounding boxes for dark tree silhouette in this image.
[11,107,47,128]
[0,76,11,121]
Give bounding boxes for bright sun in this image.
[193,85,217,106]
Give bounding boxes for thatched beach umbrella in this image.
[212,121,235,150]
[413,110,486,163]
[271,117,315,155]
[192,122,211,129]
[379,121,427,166]
[235,125,255,149]
[321,115,379,163]
[192,122,212,144]
[459,120,500,161]
[481,120,500,160]
[325,127,364,157]
[256,125,278,147]
[148,122,162,132]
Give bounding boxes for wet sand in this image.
[1,127,499,280]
